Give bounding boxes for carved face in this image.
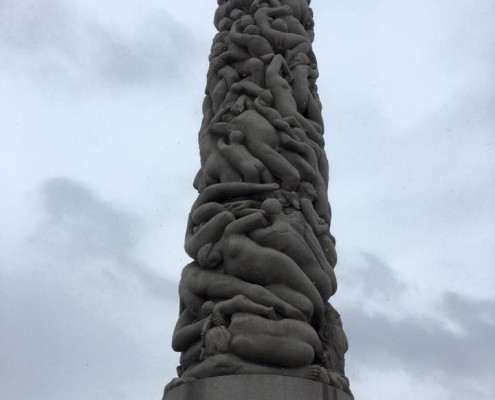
[229,130,245,144]
[261,198,282,215]
[211,43,226,57]
[272,18,288,33]
[294,52,310,66]
[229,9,244,21]
[197,243,223,268]
[259,90,273,106]
[300,182,318,200]
[243,24,260,36]
[218,17,233,31]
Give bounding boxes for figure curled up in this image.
[196,210,325,323]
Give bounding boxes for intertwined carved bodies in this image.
[168,0,352,397]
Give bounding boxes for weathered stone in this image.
[164,0,352,397]
[164,375,353,400]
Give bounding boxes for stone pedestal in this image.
[163,375,353,400]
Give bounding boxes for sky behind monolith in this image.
[0,1,494,399]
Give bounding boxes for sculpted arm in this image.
[185,210,235,259]
[300,197,329,236]
[223,210,267,236]
[193,182,279,208]
[182,263,307,321]
[191,202,225,225]
[308,66,319,79]
[212,295,277,321]
[172,309,206,352]
[229,20,251,48]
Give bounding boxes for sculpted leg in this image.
[213,295,277,321]
[223,237,324,320]
[249,142,300,192]
[181,263,307,321]
[231,334,315,368]
[181,353,323,381]
[235,58,265,86]
[185,210,235,259]
[266,284,314,321]
[194,182,279,208]
[179,341,202,370]
[229,313,322,368]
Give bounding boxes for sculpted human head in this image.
[202,326,231,358]
[295,52,310,66]
[229,9,244,21]
[259,89,273,106]
[229,130,245,144]
[298,181,318,200]
[218,17,233,31]
[272,18,288,33]
[197,243,223,269]
[201,301,215,317]
[239,15,254,28]
[210,42,226,58]
[243,24,260,36]
[261,198,283,215]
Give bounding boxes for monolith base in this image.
[163,375,353,400]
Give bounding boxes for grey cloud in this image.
[1,269,173,400]
[32,177,177,300]
[338,251,408,302]
[345,293,495,378]
[86,13,200,88]
[0,177,179,399]
[0,0,201,90]
[338,252,495,398]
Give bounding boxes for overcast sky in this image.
[0,1,494,399]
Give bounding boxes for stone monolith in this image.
[164,1,352,398]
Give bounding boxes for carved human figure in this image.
[179,262,307,321]
[167,0,352,396]
[197,211,324,322]
[253,5,312,59]
[209,105,301,192]
[289,52,323,126]
[185,210,235,260]
[227,58,325,147]
[217,130,274,184]
[214,0,255,30]
[298,182,337,267]
[228,82,329,191]
[203,295,277,329]
[198,128,242,188]
[211,24,266,86]
[249,199,335,301]
[318,303,352,395]
[265,54,324,145]
[191,181,277,210]
[207,39,241,112]
[280,0,313,29]
[201,313,323,368]
[251,0,313,30]
[278,147,331,223]
[230,17,275,64]
[185,181,281,258]
[172,308,205,371]
[178,352,324,384]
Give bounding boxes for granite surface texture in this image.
[164,375,353,400]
